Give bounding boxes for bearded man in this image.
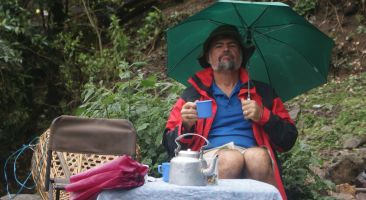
[163,25,298,200]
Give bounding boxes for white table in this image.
[96,179,282,200]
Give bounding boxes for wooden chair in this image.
[44,115,137,200]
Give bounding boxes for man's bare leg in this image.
[216,149,245,179]
[243,147,277,187]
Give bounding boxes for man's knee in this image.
[244,147,272,166]
[243,147,273,178]
[216,149,244,178]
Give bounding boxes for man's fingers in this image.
[241,99,252,105]
[181,101,198,122]
[243,107,252,116]
[182,102,196,109]
[183,114,198,120]
[182,107,197,116]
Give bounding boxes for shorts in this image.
[203,142,246,159]
[203,142,274,170]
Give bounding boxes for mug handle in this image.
[158,165,162,174]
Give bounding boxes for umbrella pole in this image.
[247,65,251,100]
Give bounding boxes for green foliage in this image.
[282,72,366,198]
[1,0,364,198]
[281,141,335,199]
[293,72,366,148]
[136,7,165,51]
[73,13,184,174]
[0,0,72,194]
[109,15,129,55]
[293,0,318,16]
[355,14,364,24]
[0,0,60,139]
[0,0,31,34]
[165,11,190,27]
[356,25,366,34]
[0,39,22,63]
[76,61,183,174]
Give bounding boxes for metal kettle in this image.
[169,133,218,186]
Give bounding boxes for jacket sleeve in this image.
[163,86,201,158]
[162,98,194,158]
[257,97,298,152]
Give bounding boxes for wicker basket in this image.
[31,129,141,200]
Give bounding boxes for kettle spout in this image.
[202,155,218,177]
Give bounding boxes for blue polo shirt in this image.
[207,81,256,149]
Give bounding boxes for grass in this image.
[280,72,366,199]
[291,72,366,150]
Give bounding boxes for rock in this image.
[344,137,363,149]
[343,135,366,149]
[0,194,42,200]
[312,104,323,109]
[336,183,356,196]
[321,125,332,132]
[356,192,366,200]
[310,165,326,179]
[329,191,356,200]
[359,135,366,147]
[356,170,366,187]
[327,155,364,184]
[288,104,300,121]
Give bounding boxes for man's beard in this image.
[215,60,236,71]
[213,53,241,71]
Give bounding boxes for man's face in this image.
[207,38,242,72]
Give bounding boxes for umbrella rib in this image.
[232,3,248,28]
[176,18,230,27]
[254,22,330,40]
[254,23,323,36]
[255,23,308,29]
[253,29,327,80]
[253,24,294,37]
[252,37,273,87]
[249,6,270,28]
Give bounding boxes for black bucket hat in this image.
[198,25,255,68]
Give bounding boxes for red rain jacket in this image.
[163,67,298,200]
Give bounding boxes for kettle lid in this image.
[178,149,200,158]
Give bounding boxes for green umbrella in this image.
[166,0,334,101]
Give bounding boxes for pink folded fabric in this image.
[68,174,145,200]
[70,155,145,182]
[65,155,148,200]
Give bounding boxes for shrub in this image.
[280,141,334,199]
[75,14,184,175]
[293,0,318,16]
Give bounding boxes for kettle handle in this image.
[174,133,210,157]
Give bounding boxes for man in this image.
[163,25,298,200]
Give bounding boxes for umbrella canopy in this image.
[166,0,334,101]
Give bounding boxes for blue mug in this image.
[158,162,170,182]
[196,100,213,118]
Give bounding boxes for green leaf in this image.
[83,88,95,102]
[137,123,149,132]
[141,75,156,87]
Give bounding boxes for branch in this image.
[81,0,103,54]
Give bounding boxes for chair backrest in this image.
[44,115,137,193]
[48,115,136,155]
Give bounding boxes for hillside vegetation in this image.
[1,0,365,199]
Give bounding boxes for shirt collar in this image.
[212,80,241,98]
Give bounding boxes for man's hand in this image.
[181,101,198,130]
[241,99,263,122]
